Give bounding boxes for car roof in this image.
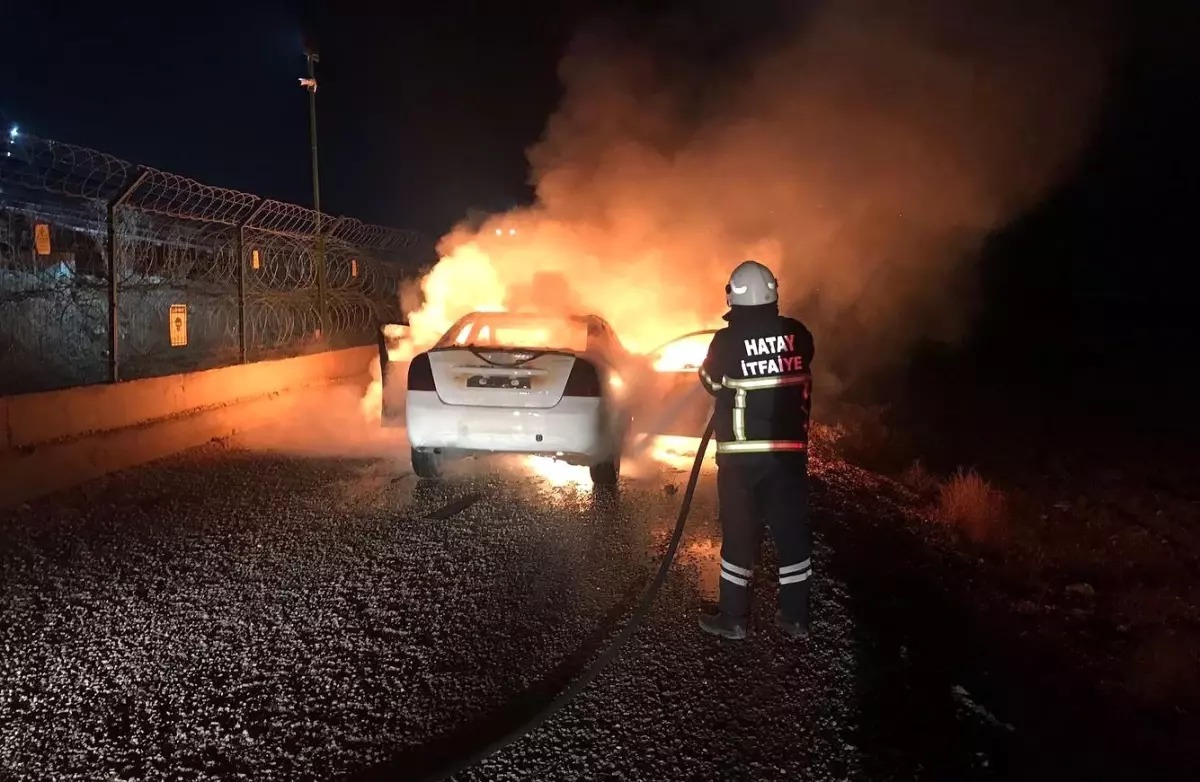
[463,310,593,320]
[459,310,611,328]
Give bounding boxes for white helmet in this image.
[725,260,778,307]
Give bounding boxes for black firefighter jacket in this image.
[698,303,815,456]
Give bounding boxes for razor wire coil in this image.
[0,133,428,395]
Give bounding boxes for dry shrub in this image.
[900,460,940,496]
[825,403,907,469]
[937,468,1006,539]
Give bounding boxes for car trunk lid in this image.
[427,348,585,409]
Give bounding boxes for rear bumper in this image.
[405,390,612,463]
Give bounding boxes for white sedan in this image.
[389,311,636,485]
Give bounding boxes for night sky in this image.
[1,0,614,234]
[3,1,1193,238]
[2,0,1197,407]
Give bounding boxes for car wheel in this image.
[589,457,620,487]
[412,448,443,479]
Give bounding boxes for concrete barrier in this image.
[0,346,375,507]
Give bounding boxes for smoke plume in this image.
[404,0,1117,390]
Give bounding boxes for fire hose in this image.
[416,412,716,781]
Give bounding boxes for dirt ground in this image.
[817,383,1200,778]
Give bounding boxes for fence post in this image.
[237,198,268,364]
[316,229,328,339]
[304,51,329,340]
[106,169,149,383]
[320,217,345,340]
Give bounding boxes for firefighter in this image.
[697,260,815,640]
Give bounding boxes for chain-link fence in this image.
[0,132,431,396]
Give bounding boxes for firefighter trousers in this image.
[716,452,812,624]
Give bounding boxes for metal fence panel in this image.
[0,132,427,396]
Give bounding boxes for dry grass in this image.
[937,468,1006,539]
[900,459,940,497]
[818,403,909,469]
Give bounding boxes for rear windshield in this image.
[436,313,589,353]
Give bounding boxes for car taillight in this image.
[408,353,436,391]
[563,358,601,397]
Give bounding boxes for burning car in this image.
[638,330,718,437]
[384,311,636,484]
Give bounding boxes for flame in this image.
[447,313,591,353]
[381,231,728,400]
[645,435,717,471]
[365,0,1114,430]
[359,324,416,425]
[653,334,711,373]
[360,357,383,423]
[398,225,732,360]
[405,243,507,350]
[520,456,593,488]
[519,436,714,488]
[382,324,416,362]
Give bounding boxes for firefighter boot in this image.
[701,564,751,639]
[698,612,747,640]
[774,609,810,640]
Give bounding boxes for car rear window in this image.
[438,314,589,353]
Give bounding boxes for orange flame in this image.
[399,223,735,360]
[653,334,711,373]
[645,435,717,470]
[519,456,593,488]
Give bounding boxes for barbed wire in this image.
[128,169,260,226]
[1,133,425,252]
[248,199,319,236]
[1,132,426,395]
[328,217,422,251]
[1,134,133,202]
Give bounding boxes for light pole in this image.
[300,49,328,338]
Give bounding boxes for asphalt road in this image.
[0,407,1177,781]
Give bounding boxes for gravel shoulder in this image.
[4,422,1181,780]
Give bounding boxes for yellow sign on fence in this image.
[351,258,358,277]
[34,224,51,256]
[169,304,188,347]
[251,249,261,270]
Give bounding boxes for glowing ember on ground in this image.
[685,537,722,600]
[645,435,717,471]
[520,456,593,488]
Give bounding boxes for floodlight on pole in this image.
[300,48,327,336]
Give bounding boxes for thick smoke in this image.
[408,0,1116,389]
